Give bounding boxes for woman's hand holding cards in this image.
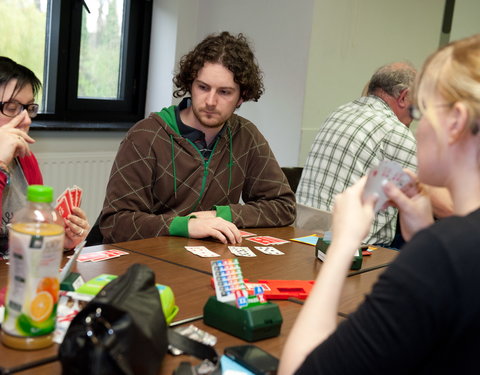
[383,171,434,241]
[55,186,90,250]
[330,176,377,252]
[64,206,90,250]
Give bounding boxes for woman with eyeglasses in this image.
[0,57,89,253]
[280,33,480,374]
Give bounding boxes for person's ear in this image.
[236,98,244,109]
[396,89,410,109]
[447,102,469,144]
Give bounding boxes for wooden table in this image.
[113,227,398,316]
[0,227,398,374]
[113,227,397,279]
[0,245,213,374]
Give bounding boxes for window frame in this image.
[33,0,152,130]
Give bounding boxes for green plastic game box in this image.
[75,274,179,324]
[315,237,363,270]
[203,296,282,342]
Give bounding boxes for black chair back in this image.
[85,214,104,247]
[281,167,303,193]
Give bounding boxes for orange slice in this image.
[37,277,60,303]
[30,291,54,322]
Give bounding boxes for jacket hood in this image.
[157,105,180,134]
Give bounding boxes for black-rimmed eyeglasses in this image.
[0,101,39,119]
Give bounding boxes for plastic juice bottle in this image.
[1,185,65,350]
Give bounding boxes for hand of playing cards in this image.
[362,160,411,213]
[55,185,83,220]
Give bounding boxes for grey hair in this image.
[367,62,416,98]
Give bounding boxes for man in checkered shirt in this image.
[296,62,417,246]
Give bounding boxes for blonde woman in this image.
[280,34,480,374]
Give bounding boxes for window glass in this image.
[78,0,126,99]
[0,0,48,107]
[0,0,150,126]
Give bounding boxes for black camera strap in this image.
[167,329,218,364]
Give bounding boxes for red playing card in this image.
[246,236,289,245]
[104,249,129,256]
[55,196,71,220]
[239,230,257,237]
[69,188,79,208]
[91,253,123,262]
[76,252,110,262]
[57,188,74,211]
[73,185,83,207]
[75,250,127,262]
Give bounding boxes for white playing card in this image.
[228,246,257,257]
[254,246,285,255]
[363,160,411,212]
[184,246,220,257]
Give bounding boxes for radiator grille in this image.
[35,152,116,223]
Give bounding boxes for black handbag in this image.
[58,263,168,375]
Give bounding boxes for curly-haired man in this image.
[100,32,295,244]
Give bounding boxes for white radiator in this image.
[35,152,116,223]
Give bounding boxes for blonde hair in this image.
[416,34,480,134]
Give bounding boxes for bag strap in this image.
[0,355,58,374]
[167,329,218,364]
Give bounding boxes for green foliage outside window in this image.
[78,0,123,99]
[0,0,46,103]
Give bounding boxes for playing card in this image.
[57,188,74,210]
[55,196,71,219]
[246,236,289,245]
[73,185,83,207]
[76,251,111,262]
[91,253,123,262]
[228,246,256,257]
[362,160,411,212]
[56,186,83,217]
[254,246,285,255]
[69,188,79,208]
[239,230,257,237]
[104,249,129,256]
[74,250,128,263]
[185,246,220,257]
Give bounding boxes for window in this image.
[0,0,152,129]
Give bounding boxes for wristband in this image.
[0,161,11,186]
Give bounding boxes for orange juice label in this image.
[3,224,64,338]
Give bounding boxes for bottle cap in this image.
[27,185,54,203]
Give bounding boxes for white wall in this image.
[30,0,480,221]
[145,0,199,112]
[299,0,444,165]
[148,0,314,167]
[450,0,480,42]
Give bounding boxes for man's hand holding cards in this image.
[362,160,411,212]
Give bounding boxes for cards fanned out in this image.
[73,249,128,263]
[184,245,285,257]
[55,185,83,219]
[362,160,411,212]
